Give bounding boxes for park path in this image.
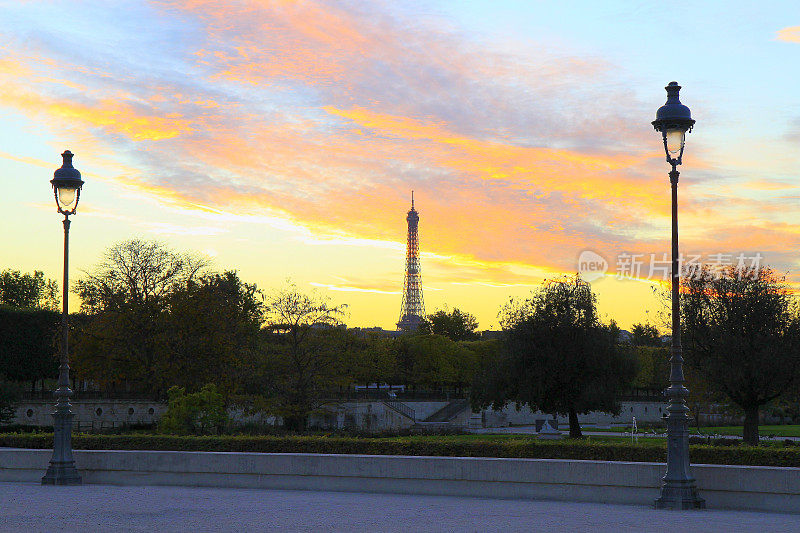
[1,482,799,532]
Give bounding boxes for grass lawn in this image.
[697,425,800,437]
[580,425,800,438]
[382,433,652,444]
[581,426,643,433]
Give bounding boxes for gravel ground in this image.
[1,482,799,532]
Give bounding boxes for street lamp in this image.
[41,150,83,485]
[652,83,703,509]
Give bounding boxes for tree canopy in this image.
[0,269,61,391]
[682,265,800,444]
[260,283,348,430]
[158,384,228,435]
[75,239,206,314]
[71,240,265,396]
[630,345,669,390]
[472,275,637,437]
[0,269,59,310]
[419,307,479,341]
[161,271,264,392]
[629,323,663,347]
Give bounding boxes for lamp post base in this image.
[42,392,82,486]
[654,482,705,510]
[41,462,82,485]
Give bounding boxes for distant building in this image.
[348,327,402,338]
[479,330,503,340]
[397,191,425,331]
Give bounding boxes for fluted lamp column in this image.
[41,150,84,486]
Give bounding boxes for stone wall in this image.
[9,400,166,431]
[5,398,669,432]
[2,449,799,513]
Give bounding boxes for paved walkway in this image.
[1,482,798,532]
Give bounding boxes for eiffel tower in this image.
[397,191,425,331]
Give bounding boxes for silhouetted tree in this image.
[260,284,347,431]
[419,307,479,341]
[73,239,207,393]
[630,345,669,389]
[472,275,637,438]
[456,339,500,396]
[390,334,464,390]
[162,271,264,392]
[0,306,59,389]
[630,323,663,347]
[682,266,800,444]
[0,269,61,392]
[352,333,396,391]
[0,269,59,310]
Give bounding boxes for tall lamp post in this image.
[41,150,84,486]
[652,83,704,509]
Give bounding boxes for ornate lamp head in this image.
[50,150,84,215]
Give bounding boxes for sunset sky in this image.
[2,1,799,331]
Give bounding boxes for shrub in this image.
[688,436,740,446]
[0,381,21,425]
[2,433,800,467]
[158,384,228,435]
[0,424,48,433]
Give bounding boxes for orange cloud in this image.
[323,106,658,205]
[0,73,195,142]
[160,0,373,87]
[49,99,194,141]
[2,1,799,290]
[740,179,798,191]
[776,26,800,43]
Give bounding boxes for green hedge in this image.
[3,433,800,467]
